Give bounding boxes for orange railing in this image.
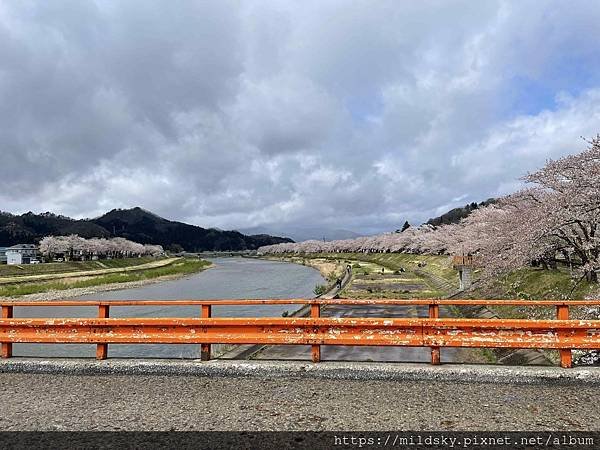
[1,299,599,368]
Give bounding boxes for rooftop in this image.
[8,244,37,250]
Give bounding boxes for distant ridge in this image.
[426,198,496,227]
[0,207,293,252]
[239,225,363,242]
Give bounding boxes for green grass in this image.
[0,258,210,297]
[317,253,454,296]
[464,266,599,321]
[269,252,600,302]
[0,257,158,277]
[470,267,597,301]
[315,252,456,284]
[313,284,329,296]
[289,252,453,299]
[317,253,599,299]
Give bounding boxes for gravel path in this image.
[8,261,213,302]
[1,372,598,431]
[0,258,180,285]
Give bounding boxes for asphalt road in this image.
[1,372,597,431]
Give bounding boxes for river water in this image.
[12,257,325,359]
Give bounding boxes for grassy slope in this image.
[0,258,211,297]
[473,267,597,300]
[344,254,600,321]
[465,267,599,323]
[276,252,598,301]
[316,253,455,281]
[0,257,156,277]
[352,253,456,281]
[338,253,599,318]
[341,254,598,301]
[296,253,456,299]
[266,252,599,365]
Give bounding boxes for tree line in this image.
[259,137,600,284]
[38,235,164,261]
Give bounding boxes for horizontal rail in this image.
[1,298,598,368]
[1,298,600,307]
[0,317,598,348]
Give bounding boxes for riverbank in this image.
[262,253,454,298]
[0,257,181,285]
[254,253,548,366]
[261,255,345,279]
[261,255,347,296]
[243,255,486,364]
[0,258,212,301]
[0,257,159,278]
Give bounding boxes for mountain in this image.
[92,207,293,251]
[426,198,496,227]
[0,212,111,244]
[239,225,363,242]
[0,208,293,251]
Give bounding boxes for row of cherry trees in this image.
[259,137,600,283]
[38,235,164,261]
[257,224,449,255]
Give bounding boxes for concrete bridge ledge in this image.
[1,358,600,385]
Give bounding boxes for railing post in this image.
[311,303,321,363]
[201,304,212,361]
[556,304,572,368]
[96,304,109,360]
[428,303,441,365]
[1,305,13,358]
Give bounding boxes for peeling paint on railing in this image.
[1,299,599,368]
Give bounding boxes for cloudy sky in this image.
[2,1,600,236]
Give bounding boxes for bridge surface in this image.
[0,361,598,431]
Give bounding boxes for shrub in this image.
[313,284,328,296]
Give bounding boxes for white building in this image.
[6,244,38,265]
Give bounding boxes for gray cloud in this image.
[2,1,600,235]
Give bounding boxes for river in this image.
[12,257,325,359]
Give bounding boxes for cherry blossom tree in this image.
[38,236,164,260]
[522,137,600,282]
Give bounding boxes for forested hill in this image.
[426,198,496,226]
[0,207,293,251]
